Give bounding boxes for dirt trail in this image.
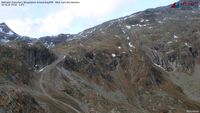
[39,55,82,113]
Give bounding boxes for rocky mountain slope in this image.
[0,5,200,113]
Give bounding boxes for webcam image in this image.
[0,0,200,113]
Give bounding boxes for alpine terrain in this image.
[0,4,200,113]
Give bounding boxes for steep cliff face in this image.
[0,42,56,84]
[22,42,57,70]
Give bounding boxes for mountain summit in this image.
[0,23,19,43]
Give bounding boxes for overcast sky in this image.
[0,0,177,38]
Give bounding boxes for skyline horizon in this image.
[0,0,177,38]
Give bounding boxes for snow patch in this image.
[131,24,145,27]
[126,25,131,29]
[47,42,55,48]
[122,30,126,34]
[78,31,87,38]
[44,41,48,45]
[0,28,3,32]
[173,35,179,39]
[7,31,14,35]
[140,19,145,22]
[79,43,83,46]
[167,41,173,44]
[158,21,163,23]
[0,39,10,43]
[87,28,96,34]
[129,42,135,48]
[123,17,128,20]
[114,35,120,38]
[39,67,46,72]
[112,54,116,57]
[166,50,175,54]
[28,42,33,45]
[185,43,191,47]
[154,63,166,71]
[127,36,130,40]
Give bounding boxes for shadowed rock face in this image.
[62,49,122,83]
[22,43,57,70]
[63,50,119,72]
